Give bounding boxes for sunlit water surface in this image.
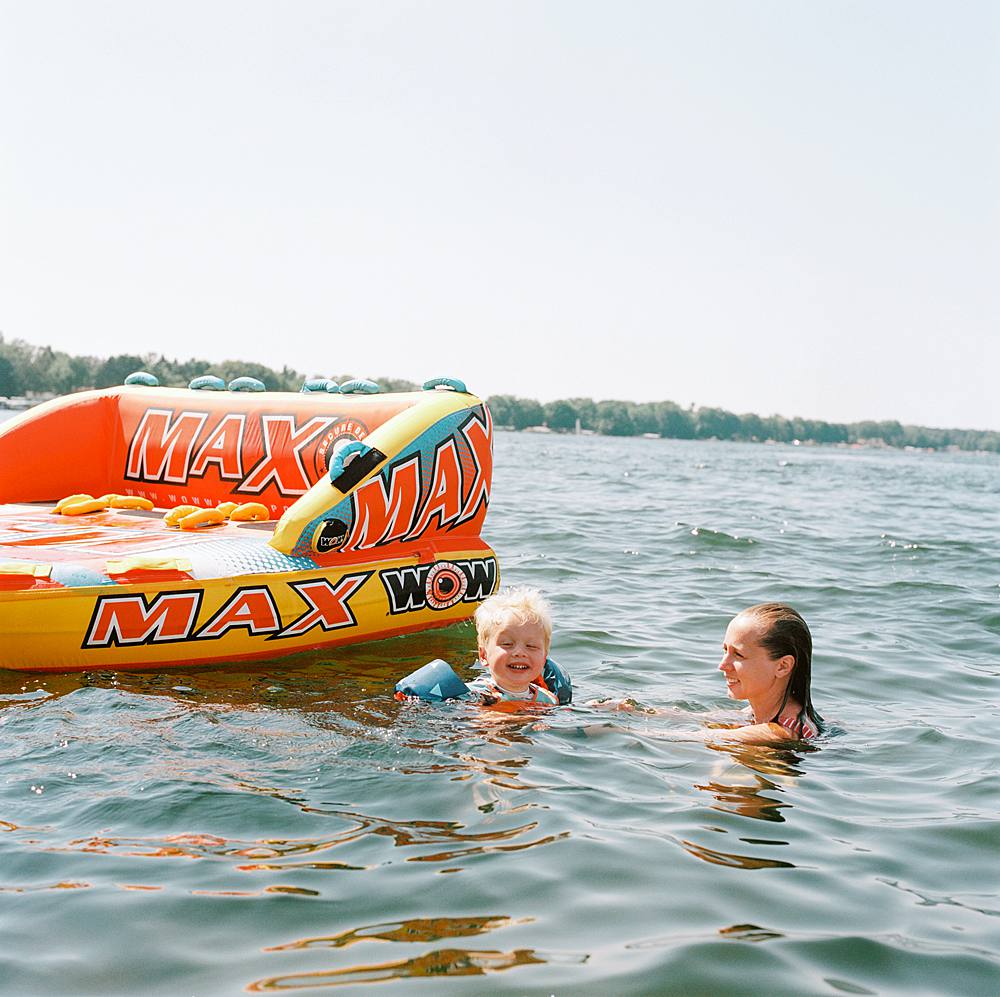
[1,428,998,995]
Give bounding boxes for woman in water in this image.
[717,602,822,742]
[591,602,822,743]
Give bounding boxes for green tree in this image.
[630,402,659,435]
[568,397,597,431]
[486,395,518,427]
[544,399,578,431]
[815,421,848,444]
[95,354,149,388]
[596,400,635,436]
[657,402,695,439]
[510,397,545,430]
[0,339,38,394]
[739,412,765,441]
[378,377,419,393]
[0,354,19,396]
[762,414,793,442]
[696,406,740,440]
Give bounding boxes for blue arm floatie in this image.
[394,659,471,702]
[395,657,573,704]
[543,658,573,705]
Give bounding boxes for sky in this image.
[1,1,997,430]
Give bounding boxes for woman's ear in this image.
[775,654,795,678]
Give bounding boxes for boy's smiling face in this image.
[479,618,547,693]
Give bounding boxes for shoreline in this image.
[494,425,993,456]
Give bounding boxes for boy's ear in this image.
[477,643,486,662]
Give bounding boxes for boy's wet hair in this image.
[474,586,552,652]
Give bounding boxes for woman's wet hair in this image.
[743,602,823,735]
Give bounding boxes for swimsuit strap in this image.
[752,697,814,739]
[758,711,815,739]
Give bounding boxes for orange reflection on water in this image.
[246,946,546,991]
[680,838,795,870]
[718,922,785,942]
[56,806,559,872]
[237,861,366,872]
[191,889,261,897]
[692,739,808,823]
[0,880,91,893]
[165,833,227,847]
[682,739,804,868]
[706,739,810,777]
[265,915,527,952]
[694,778,788,823]
[408,831,569,864]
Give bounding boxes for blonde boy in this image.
[469,587,559,706]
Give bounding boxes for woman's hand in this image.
[587,697,643,712]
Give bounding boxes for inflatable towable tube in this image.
[395,658,572,705]
[0,378,497,672]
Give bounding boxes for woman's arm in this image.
[709,721,797,745]
[587,699,693,719]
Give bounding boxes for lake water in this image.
[1,428,998,995]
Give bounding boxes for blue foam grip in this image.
[124,371,159,386]
[189,374,226,391]
[340,378,380,394]
[328,441,371,484]
[228,376,266,392]
[543,658,573,704]
[422,376,467,393]
[395,659,471,702]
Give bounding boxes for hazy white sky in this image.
[2,1,997,429]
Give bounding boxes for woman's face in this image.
[718,613,793,703]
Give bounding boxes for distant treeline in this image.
[487,396,999,453]
[0,336,417,397]
[1,336,995,453]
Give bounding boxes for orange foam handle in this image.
[108,496,155,511]
[230,502,270,522]
[178,508,227,530]
[60,498,110,516]
[53,494,95,513]
[164,505,199,527]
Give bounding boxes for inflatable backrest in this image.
[269,391,494,556]
[0,386,422,512]
[0,386,496,559]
